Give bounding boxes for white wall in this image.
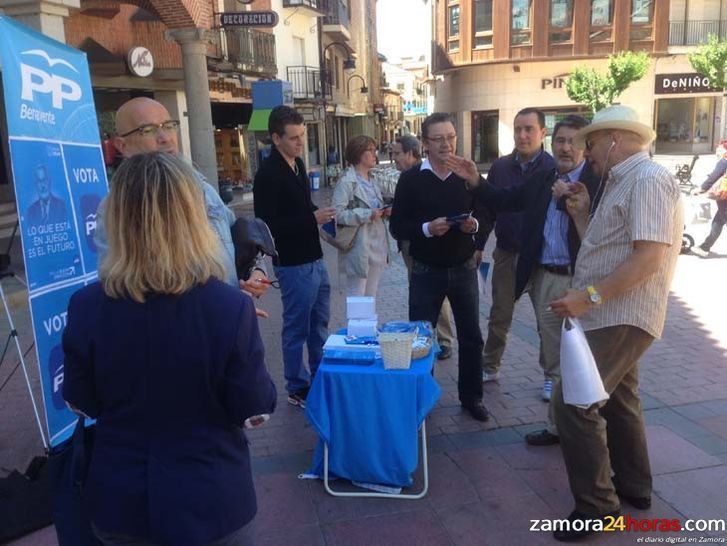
[272,0,321,79]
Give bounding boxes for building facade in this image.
[432,0,726,166]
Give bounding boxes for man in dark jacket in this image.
[480,108,555,394]
[445,115,600,439]
[253,106,337,408]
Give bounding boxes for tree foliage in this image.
[688,34,727,90]
[565,51,650,113]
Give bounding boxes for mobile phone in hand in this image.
[446,213,471,224]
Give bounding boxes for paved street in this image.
[4,178,727,545]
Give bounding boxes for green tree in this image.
[688,34,727,139]
[565,51,650,113]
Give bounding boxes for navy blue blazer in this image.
[62,279,276,546]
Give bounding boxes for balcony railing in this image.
[215,28,277,76]
[669,20,727,46]
[287,66,331,100]
[283,0,322,10]
[321,0,349,27]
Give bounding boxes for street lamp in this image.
[346,74,368,99]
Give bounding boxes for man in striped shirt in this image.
[548,105,683,541]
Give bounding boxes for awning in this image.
[247,109,272,131]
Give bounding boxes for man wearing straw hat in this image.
[546,105,683,541]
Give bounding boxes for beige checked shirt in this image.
[573,151,683,339]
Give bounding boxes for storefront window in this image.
[511,0,532,45]
[472,111,498,164]
[655,97,715,155]
[631,0,653,24]
[542,107,592,153]
[307,123,321,166]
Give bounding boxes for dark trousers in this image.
[701,200,727,251]
[553,325,654,516]
[409,257,483,405]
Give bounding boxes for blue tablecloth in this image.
[305,349,441,488]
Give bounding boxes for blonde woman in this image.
[63,153,276,546]
[332,135,394,298]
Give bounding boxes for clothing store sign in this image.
[0,16,108,447]
[655,73,717,94]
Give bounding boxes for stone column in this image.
[166,27,218,191]
[2,0,79,42]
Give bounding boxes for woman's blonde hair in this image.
[101,152,226,302]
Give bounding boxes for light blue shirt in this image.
[355,172,381,209]
[95,170,238,286]
[540,161,586,266]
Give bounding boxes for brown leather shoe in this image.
[525,429,560,446]
[461,401,490,422]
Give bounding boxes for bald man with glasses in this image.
[95,97,270,300]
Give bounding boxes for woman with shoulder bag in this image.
[331,135,394,298]
[62,153,276,546]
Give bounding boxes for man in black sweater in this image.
[253,106,337,409]
[390,113,490,421]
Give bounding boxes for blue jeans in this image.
[409,257,484,405]
[274,259,331,394]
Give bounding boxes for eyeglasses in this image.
[119,120,180,138]
[426,135,457,145]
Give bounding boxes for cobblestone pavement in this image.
[5,180,727,545]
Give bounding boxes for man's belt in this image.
[540,263,572,276]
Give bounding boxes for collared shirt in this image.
[419,159,478,238]
[516,149,543,173]
[541,161,586,266]
[573,152,683,339]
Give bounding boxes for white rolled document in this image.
[560,317,609,408]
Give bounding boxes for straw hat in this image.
[573,105,656,150]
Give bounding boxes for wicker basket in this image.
[378,332,416,370]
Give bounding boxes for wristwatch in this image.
[586,285,602,306]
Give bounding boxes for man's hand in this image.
[445,155,481,188]
[549,289,591,318]
[255,308,269,319]
[459,216,478,234]
[552,180,571,200]
[474,250,483,266]
[428,217,451,236]
[314,207,337,224]
[370,208,384,221]
[239,269,269,299]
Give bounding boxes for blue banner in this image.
[0,16,108,446]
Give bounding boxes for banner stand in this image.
[0,268,48,450]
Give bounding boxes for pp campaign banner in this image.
[0,16,108,447]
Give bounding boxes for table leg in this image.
[322,421,429,499]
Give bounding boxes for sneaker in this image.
[692,246,710,258]
[287,387,309,409]
[482,370,500,383]
[542,379,553,402]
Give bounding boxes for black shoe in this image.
[616,489,651,510]
[287,387,310,409]
[525,429,560,446]
[461,401,490,422]
[437,345,452,360]
[553,510,620,542]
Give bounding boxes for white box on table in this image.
[347,318,378,338]
[323,334,379,354]
[346,296,376,319]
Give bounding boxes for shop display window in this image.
[655,97,715,155]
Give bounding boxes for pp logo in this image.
[20,49,81,109]
[80,194,101,253]
[48,344,65,410]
